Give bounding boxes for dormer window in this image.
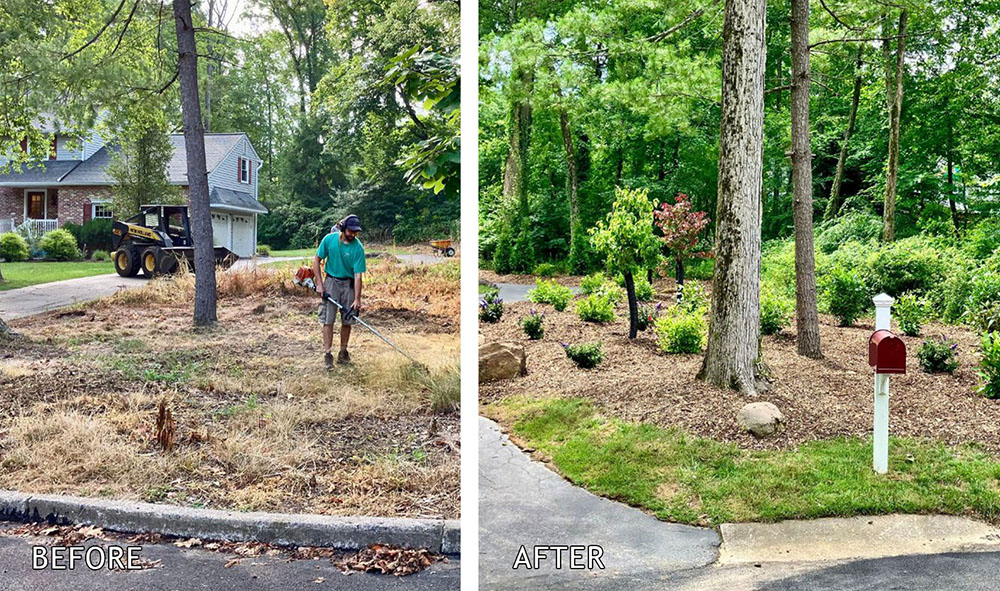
[238,157,251,184]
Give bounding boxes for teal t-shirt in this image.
[316,232,366,278]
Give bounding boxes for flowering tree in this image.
[654,193,710,298]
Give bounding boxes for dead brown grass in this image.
[0,259,459,518]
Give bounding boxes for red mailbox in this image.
[869,330,906,374]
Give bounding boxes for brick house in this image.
[0,122,267,258]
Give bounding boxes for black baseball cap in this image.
[342,214,362,232]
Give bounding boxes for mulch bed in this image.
[479,279,1000,453]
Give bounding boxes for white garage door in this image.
[211,213,231,249]
[231,214,254,258]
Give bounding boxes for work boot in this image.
[338,350,351,365]
[324,352,334,369]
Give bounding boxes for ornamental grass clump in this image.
[918,336,959,374]
[521,310,544,340]
[526,279,574,311]
[562,342,604,369]
[479,290,504,323]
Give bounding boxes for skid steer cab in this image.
[111,205,239,278]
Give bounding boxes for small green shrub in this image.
[521,310,544,340]
[675,282,709,315]
[895,292,926,337]
[760,286,791,336]
[594,282,625,306]
[533,262,562,277]
[66,218,114,254]
[562,342,604,369]
[636,302,662,332]
[0,232,29,262]
[479,291,504,323]
[91,250,109,262]
[978,332,1000,399]
[824,266,868,326]
[866,236,950,297]
[38,229,80,261]
[580,272,607,295]
[918,336,959,374]
[257,244,272,256]
[527,279,574,311]
[966,271,1000,331]
[816,211,882,255]
[963,216,1000,260]
[654,309,706,354]
[683,258,715,281]
[616,272,654,301]
[576,293,616,323]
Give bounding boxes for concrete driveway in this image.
[479,417,719,590]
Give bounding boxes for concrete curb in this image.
[719,514,1000,565]
[0,491,459,555]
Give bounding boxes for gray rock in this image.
[479,342,526,382]
[738,402,784,437]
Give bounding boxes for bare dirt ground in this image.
[0,260,459,518]
[479,276,1000,453]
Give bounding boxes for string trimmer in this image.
[293,267,427,371]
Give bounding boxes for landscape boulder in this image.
[738,402,784,437]
[479,342,526,382]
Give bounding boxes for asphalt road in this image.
[491,283,580,303]
[0,534,460,591]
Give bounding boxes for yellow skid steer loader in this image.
[111,205,238,278]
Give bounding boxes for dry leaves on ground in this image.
[336,544,440,577]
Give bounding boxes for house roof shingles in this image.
[211,187,268,214]
[0,160,81,185]
[60,133,244,185]
[0,133,245,186]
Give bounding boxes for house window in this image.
[239,157,250,184]
[92,201,113,219]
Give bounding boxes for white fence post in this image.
[873,293,893,474]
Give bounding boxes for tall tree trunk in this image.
[882,10,908,242]
[946,117,960,238]
[502,72,533,213]
[824,45,863,221]
[558,108,580,254]
[174,0,218,326]
[623,268,639,339]
[789,0,822,358]
[698,0,766,395]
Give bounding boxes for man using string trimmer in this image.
[313,214,366,368]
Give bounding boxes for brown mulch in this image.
[480,289,999,453]
[480,270,582,287]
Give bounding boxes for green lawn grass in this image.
[0,261,115,291]
[488,396,1000,526]
[267,248,317,258]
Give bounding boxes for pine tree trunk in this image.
[623,268,638,339]
[675,255,684,302]
[790,0,822,359]
[825,45,863,222]
[882,10,908,243]
[698,0,766,395]
[174,0,218,326]
[946,117,960,238]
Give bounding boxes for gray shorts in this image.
[318,276,356,326]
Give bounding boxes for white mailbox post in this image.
[872,293,894,474]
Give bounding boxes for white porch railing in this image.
[0,219,14,234]
[18,219,59,236]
